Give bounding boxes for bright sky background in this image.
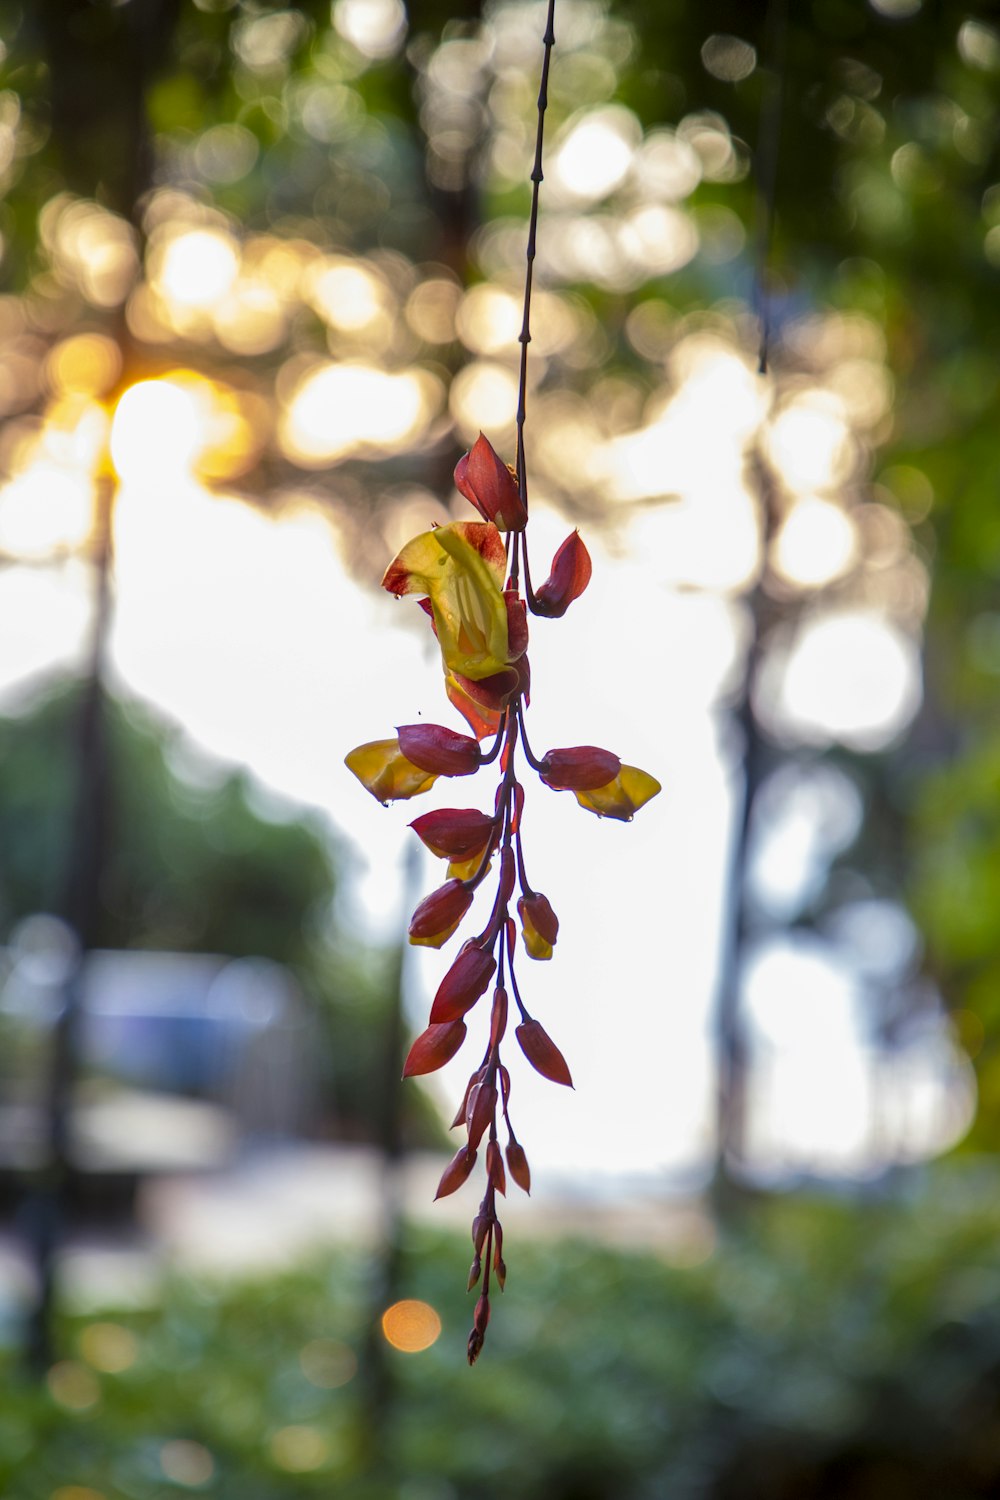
[0,349,975,1190]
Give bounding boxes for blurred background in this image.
[1,0,1000,1493]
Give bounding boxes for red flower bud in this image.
[515,1019,574,1087]
[452,1067,485,1128]
[539,745,621,792]
[398,723,481,777]
[530,530,592,617]
[517,892,559,961]
[489,986,508,1046]
[471,1211,490,1255]
[434,1144,477,1199]
[403,1019,467,1077]
[505,1139,531,1195]
[408,879,473,948]
[410,807,496,861]
[455,433,527,532]
[467,1257,482,1291]
[468,1078,498,1151]
[474,1292,490,1335]
[430,941,497,1023]
[486,1139,506,1195]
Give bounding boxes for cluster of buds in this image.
[347,433,659,1362]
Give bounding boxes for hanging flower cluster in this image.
[346,432,659,1362]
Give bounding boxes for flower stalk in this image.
[345,0,660,1362]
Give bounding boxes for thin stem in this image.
[515,0,557,516]
[515,700,544,772]
[479,708,509,766]
[514,822,532,897]
[753,0,788,375]
[506,940,530,1024]
[520,530,539,612]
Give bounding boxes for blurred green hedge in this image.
[7,1161,1000,1499]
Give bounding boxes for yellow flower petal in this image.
[383,522,511,681]
[573,764,661,821]
[345,739,438,803]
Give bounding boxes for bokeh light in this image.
[280,362,438,465]
[160,1440,215,1486]
[381,1299,442,1352]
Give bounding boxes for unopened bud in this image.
[486,1139,506,1195]
[505,1139,531,1195]
[408,879,473,948]
[539,746,621,792]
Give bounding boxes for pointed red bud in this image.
[471,1211,490,1255]
[474,1292,490,1335]
[515,1019,574,1087]
[499,1063,511,1103]
[494,1253,507,1291]
[530,531,592,617]
[403,1020,467,1077]
[410,808,497,861]
[497,846,516,909]
[467,1079,498,1151]
[489,985,508,1047]
[397,723,481,777]
[434,1144,477,1199]
[408,879,473,948]
[430,941,497,1023]
[452,1067,486,1128]
[505,1140,531,1194]
[539,746,621,792]
[467,1257,482,1291]
[486,1139,506,1195]
[517,892,559,961]
[455,433,527,531]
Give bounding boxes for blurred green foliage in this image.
[3,1165,1000,1497]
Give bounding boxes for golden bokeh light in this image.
[632,129,702,201]
[332,0,407,58]
[40,195,139,307]
[449,359,519,437]
[280,361,437,465]
[46,334,122,398]
[772,497,858,590]
[213,279,287,356]
[766,392,855,495]
[153,227,241,312]
[78,1321,140,1374]
[456,283,521,355]
[380,1298,442,1353]
[110,373,258,485]
[270,1424,330,1472]
[305,257,391,334]
[159,1440,215,1487]
[553,105,641,201]
[111,379,206,483]
[47,1360,100,1411]
[405,277,461,343]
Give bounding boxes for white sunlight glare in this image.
[111,380,206,483]
[280,363,434,465]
